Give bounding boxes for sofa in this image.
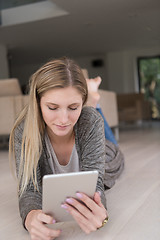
[117,92,152,123]
[98,89,119,140]
[0,78,119,141]
[0,78,28,136]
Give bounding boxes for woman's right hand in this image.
[25,209,61,240]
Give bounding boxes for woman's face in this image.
[40,87,83,138]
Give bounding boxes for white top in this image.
[45,132,79,174]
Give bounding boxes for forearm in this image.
[19,191,42,228]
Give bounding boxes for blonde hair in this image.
[9,57,88,196]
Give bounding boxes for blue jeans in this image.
[96,105,118,145]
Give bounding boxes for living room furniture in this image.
[98,89,119,140]
[0,78,119,141]
[117,92,152,124]
[0,78,28,136]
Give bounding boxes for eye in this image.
[69,107,78,110]
[48,106,57,110]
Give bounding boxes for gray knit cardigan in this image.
[14,106,107,227]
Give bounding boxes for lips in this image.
[55,124,70,130]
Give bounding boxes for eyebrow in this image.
[46,102,58,106]
[46,102,80,106]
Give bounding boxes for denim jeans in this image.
[96,105,118,145]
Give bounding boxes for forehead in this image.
[41,87,83,103]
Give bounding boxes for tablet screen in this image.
[42,170,98,222]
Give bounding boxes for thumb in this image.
[94,191,103,207]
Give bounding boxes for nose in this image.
[59,109,69,125]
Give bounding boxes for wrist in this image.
[25,210,37,230]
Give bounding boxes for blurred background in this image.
[0,0,160,136]
[0,2,160,239]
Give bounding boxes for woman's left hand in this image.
[61,192,108,234]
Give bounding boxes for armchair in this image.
[117,93,152,123]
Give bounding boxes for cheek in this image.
[70,110,81,123]
[41,109,53,124]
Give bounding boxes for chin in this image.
[52,127,72,136]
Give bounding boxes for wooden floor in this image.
[0,123,160,240]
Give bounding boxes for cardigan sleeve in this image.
[14,122,43,228]
[75,107,107,208]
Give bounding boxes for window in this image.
[137,56,160,119]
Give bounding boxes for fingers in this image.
[75,192,106,217]
[93,191,101,204]
[25,210,61,240]
[61,192,108,234]
[37,211,55,224]
[93,192,105,208]
[65,197,93,220]
[31,223,60,240]
[62,201,99,234]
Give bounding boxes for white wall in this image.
[76,47,160,93]
[106,51,135,93]
[11,54,109,91]
[75,55,108,90]
[0,44,9,78]
[11,61,42,92]
[10,47,160,94]
[106,47,160,93]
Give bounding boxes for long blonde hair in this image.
[9,57,88,197]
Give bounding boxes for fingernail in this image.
[53,219,56,224]
[61,204,68,209]
[61,204,69,213]
[98,191,101,196]
[76,192,82,198]
[66,198,73,204]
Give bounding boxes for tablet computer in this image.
[42,170,98,222]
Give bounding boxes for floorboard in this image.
[0,124,160,240]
